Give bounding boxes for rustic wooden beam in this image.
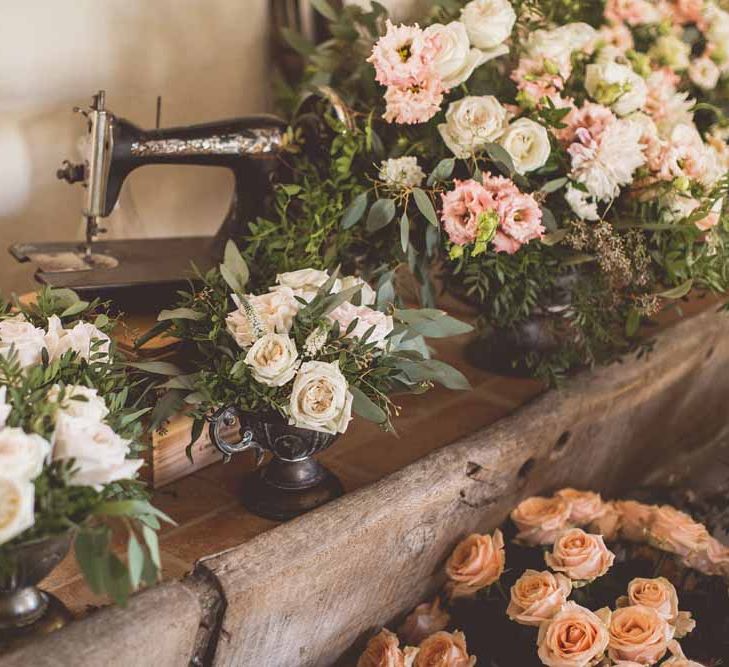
[196,306,729,666]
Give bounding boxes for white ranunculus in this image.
[424,22,492,89]
[226,289,301,349]
[244,333,300,387]
[584,62,647,116]
[460,0,516,50]
[47,316,111,365]
[47,384,110,423]
[288,361,353,434]
[379,156,426,190]
[689,57,720,91]
[0,316,47,369]
[0,386,10,429]
[565,185,600,221]
[340,275,377,306]
[0,477,35,545]
[274,268,340,303]
[328,302,394,348]
[0,427,51,481]
[52,413,143,489]
[499,118,551,174]
[707,3,729,69]
[438,95,510,158]
[527,23,596,75]
[649,34,690,72]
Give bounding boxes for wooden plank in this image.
[196,307,729,667]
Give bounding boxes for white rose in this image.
[48,317,111,365]
[0,477,35,545]
[424,22,493,89]
[379,156,426,190]
[0,316,47,369]
[438,95,510,158]
[585,62,647,116]
[499,118,551,174]
[707,3,729,68]
[565,184,600,221]
[274,268,339,303]
[649,35,690,72]
[340,276,377,306]
[288,361,353,434]
[527,23,596,75]
[47,384,110,423]
[689,57,720,91]
[328,302,394,348]
[0,386,10,429]
[226,289,300,348]
[52,413,143,489]
[0,427,51,481]
[461,0,516,50]
[244,333,299,387]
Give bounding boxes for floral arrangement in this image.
[255,0,729,382]
[356,488,728,666]
[140,242,472,444]
[0,288,169,605]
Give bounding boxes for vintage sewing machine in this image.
[10,90,286,309]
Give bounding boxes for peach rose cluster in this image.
[445,529,505,598]
[536,601,609,667]
[545,528,615,585]
[357,628,475,667]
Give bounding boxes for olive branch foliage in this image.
[257,0,729,384]
[0,288,171,605]
[135,242,472,458]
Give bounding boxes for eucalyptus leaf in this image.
[657,279,693,299]
[157,307,205,322]
[540,206,558,232]
[350,385,386,423]
[142,524,161,570]
[127,534,144,589]
[223,240,250,289]
[128,361,184,376]
[60,300,90,318]
[540,177,568,194]
[412,188,439,226]
[394,358,471,390]
[400,211,410,253]
[280,27,315,56]
[366,198,396,232]
[484,142,516,175]
[427,158,455,186]
[310,0,338,21]
[541,229,568,246]
[394,308,473,337]
[341,192,368,229]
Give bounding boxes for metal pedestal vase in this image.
[0,532,73,650]
[209,408,343,521]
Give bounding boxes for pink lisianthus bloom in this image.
[383,74,444,125]
[669,0,706,29]
[482,171,521,200]
[511,57,565,108]
[650,124,706,182]
[553,101,615,146]
[440,179,497,246]
[604,0,666,26]
[367,20,436,88]
[598,22,635,52]
[496,193,545,253]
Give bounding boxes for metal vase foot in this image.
[209,407,344,521]
[241,456,344,521]
[0,532,73,651]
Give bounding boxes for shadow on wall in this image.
[0,0,270,295]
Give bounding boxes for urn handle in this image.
[208,406,265,466]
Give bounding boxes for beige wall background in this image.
[0,0,421,295]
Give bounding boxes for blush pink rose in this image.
[623,577,679,624]
[607,605,672,664]
[545,528,615,583]
[648,505,709,558]
[440,179,496,246]
[445,529,505,598]
[327,302,394,348]
[413,631,476,667]
[682,535,729,578]
[398,598,450,646]
[506,569,572,626]
[357,628,405,667]
[556,488,606,525]
[589,501,621,541]
[511,496,571,545]
[537,601,609,667]
[614,500,656,542]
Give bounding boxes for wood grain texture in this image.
[198,307,729,667]
[0,582,201,667]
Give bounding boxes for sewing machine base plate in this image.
[10,236,220,312]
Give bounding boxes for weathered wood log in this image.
[197,306,729,666]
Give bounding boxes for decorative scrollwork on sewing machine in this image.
[130,129,283,158]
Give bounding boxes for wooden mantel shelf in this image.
[2,296,728,666]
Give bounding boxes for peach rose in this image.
[506,569,572,626]
[511,496,571,545]
[682,535,729,578]
[545,529,615,583]
[537,601,609,667]
[663,640,707,666]
[589,501,621,541]
[357,629,405,667]
[607,605,672,664]
[556,488,606,525]
[398,598,450,646]
[624,577,678,623]
[648,505,709,558]
[614,500,656,542]
[445,530,505,598]
[413,631,475,667]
